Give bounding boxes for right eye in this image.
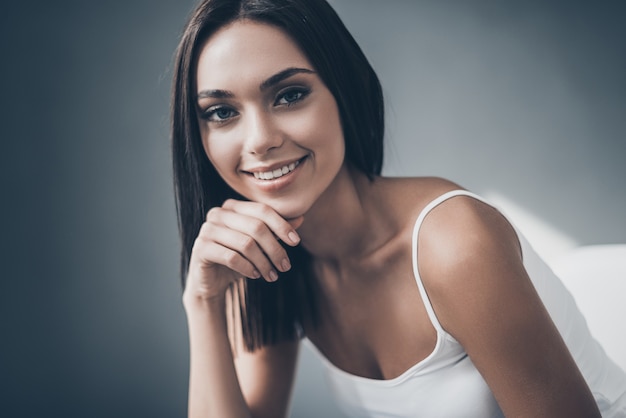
[201,105,238,123]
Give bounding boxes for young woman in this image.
[171,0,626,417]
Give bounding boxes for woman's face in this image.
[195,20,345,219]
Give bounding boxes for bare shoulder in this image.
[372,176,467,219]
[412,187,528,337]
[415,190,524,312]
[375,175,463,196]
[413,192,601,417]
[372,176,517,265]
[418,191,521,270]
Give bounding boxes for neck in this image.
[297,166,390,263]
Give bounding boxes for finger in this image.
[200,222,281,282]
[287,215,304,230]
[192,239,261,280]
[212,210,292,274]
[222,200,301,246]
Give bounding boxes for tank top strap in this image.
[411,189,489,334]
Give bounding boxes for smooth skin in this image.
[182,20,601,418]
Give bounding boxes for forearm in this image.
[184,295,251,418]
[180,200,303,417]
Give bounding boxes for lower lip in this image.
[248,157,306,193]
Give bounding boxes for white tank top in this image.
[306,190,626,417]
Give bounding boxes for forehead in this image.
[196,20,313,91]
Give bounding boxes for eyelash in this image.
[201,106,237,123]
[200,87,311,123]
[274,87,310,107]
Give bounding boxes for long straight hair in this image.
[171,0,385,350]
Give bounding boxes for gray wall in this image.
[1,1,624,417]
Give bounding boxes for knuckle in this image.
[271,245,288,260]
[239,236,256,252]
[192,236,204,250]
[259,204,273,217]
[197,222,213,239]
[205,207,221,221]
[190,239,211,263]
[250,219,266,235]
[280,225,293,238]
[222,249,239,267]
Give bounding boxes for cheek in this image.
[286,99,344,154]
[202,133,240,178]
[316,104,345,161]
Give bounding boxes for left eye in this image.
[275,88,309,106]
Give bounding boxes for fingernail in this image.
[252,270,261,279]
[288,231,300,244]
[281,258,291,272]
[269,270,279,282]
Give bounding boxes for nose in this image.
[243,109,284,155]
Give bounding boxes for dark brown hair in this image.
[171,0,384,350]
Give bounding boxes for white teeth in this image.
[253,160,300,180]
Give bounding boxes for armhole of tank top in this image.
[411,189,501,335]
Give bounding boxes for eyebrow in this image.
[259,67,315,91]
[196,89,234,100]
[196,67,315,101]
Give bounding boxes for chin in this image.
[263,199,310,221]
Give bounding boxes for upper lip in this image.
[242,156,305,173]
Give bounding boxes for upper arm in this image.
[234,339,300,418]
[418,196,600,417]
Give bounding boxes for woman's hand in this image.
[183,199,304,303]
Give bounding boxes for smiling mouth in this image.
[250,157,305,181]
